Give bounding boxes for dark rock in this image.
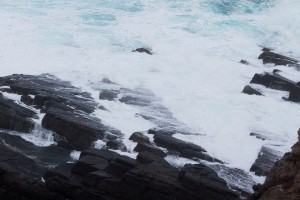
[42,148,238,200]
[242,85,262,96]
[153,133,223,163]
[154,132,206,153]
[0,131,72,168]
[258,51,298,66]
[80,149,119,161]
[269,81,289,91]
[262,47,272,52]
[250,72,297,91]
[99,89,120,101]
[132,47,153,55]
[0,94,36,132]
[288,86,300,102]
[0,105,35,133]
[134,143,166,157]
[148,128,175,136]
[179,164,239,200]
[119,95,152,106]
[0,141,64,200]
[152,133,224,163]
[180,149,223,163]
[0,94,37,119]
[129,132,150,144]
[209,164,255,197]
[106,156,136,177]
[136,151,168,164]
[240,60,249,65]
[272,69,281,73]
[21,95,34,105]
[250,146,282,176]
[72,155,109,176]
[42,108,114,150]
[105,139,127,151]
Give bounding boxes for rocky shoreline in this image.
[0,49,299,199]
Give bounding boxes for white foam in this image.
[70,150,81,160]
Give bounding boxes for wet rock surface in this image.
[250,146,283,176]
[258,49,299,67]
[248,130,300,200]
[0,73,240,200]
[44,148,239,200]
[242,49,300,103]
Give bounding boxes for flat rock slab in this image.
[258,50,299,66]
[250,146,283,176]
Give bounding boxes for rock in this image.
[80,149,119,161]
[105,139,127,151]
[258,50,298,66]
[42,148,238,200]
[154,132,206,153]
[242,85,262,96]
[250,146,282,176]
[42,108,109,150]
[119,95,152,106]
[132,47,153,55]
[134,143,166,157]
[148,128,175,136]
[72,155,109,176]
[106,155,137,177]
[21,95,34,105]
[99,89,120,101]
[179,164,239,200]
[248,129,300,200]
[240,60,249,65]
[0,141,64,200]
[153,133,222,163]
[250,72,297,91]
[250,132,286,143]
[269,81,289,91]
[0,94,36,133]
[209,164,256,197]
[288,86,300,102]
[136,151,168,164]
[129,132,150,144]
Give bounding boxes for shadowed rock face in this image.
[248,129,300,200]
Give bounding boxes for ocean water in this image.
[0,0,300,192]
